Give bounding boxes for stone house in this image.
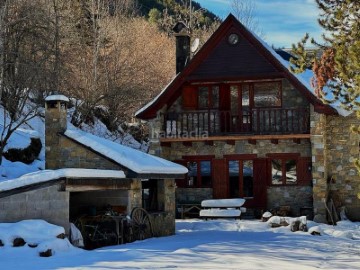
[0,95,187,237]
[135,15,360,222]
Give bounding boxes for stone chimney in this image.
[45,95,69,169]
[173,22,190,74]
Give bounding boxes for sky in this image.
[195,0,323,48]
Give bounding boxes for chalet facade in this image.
[136,15,360,222]
[0,95,187,239]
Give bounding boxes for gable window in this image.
[267,153,299,185]
[254,82,281,107]
[198,86,219,109]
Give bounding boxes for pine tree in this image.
[292,0,360,174]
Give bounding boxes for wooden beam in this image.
[159,133,310,143]
[271,139,279,144]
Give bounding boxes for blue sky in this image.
[195,0,323,48]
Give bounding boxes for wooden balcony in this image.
[161,108,310,139]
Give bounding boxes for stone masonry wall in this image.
[310,107,328,223]
[47,136,124,171]
[267,186,313,217]
[0,184,70,232]
[326,113,360,221]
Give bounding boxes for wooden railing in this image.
[162,108,309,138]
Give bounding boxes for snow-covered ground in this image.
[1,218,360,270]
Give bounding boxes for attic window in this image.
[198,86,219,109]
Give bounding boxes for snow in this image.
[1,218,360,269]
[201,198,245,207]
[45,95,70,102]
[64,127,188,175]
[0,169,125,192]
[199,208,241,217]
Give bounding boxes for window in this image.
[198,86,219,109]
[228,159,254,198]
[254,82,281,107]
[174,156,214,188]
[267,154,299,185]
[186,160,212,187]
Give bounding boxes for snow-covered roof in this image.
[45,95,69,103]
[64,127,188,176]
[0,168,125,192]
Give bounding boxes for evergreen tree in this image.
[291,0,360,174]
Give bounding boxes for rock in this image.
[39,249,52,257]
[28,243,38,248]
[0,239,3,246]
[291,220,300,232]
[56,233,66,239]
[311,231,321,236]
[262,211,273,222]
[313,214,327,224]
[299,222,308,232]
[13,237,26,247]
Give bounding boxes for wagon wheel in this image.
[130,207,153,241]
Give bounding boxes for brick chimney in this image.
[45,95,69,169]
[173,22,190,74]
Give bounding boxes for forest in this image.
[0,0,220,155]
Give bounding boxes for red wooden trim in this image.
[188,74,285,83]
[182,155,215,160]
[224,154,257,160]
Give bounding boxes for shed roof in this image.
[64,127,188,177]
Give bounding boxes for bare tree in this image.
[231,0,264,38]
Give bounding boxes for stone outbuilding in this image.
[0,94,187,239]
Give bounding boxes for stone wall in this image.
[176,188,213,203]
[0,184,70,232]
[267,186,313,217]
[47,136,124,171]
[325,113,360,221]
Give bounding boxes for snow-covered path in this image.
[2,219,360,270]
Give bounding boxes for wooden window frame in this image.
[224,154,257,198]
[266,153,300,186]
[181,155,215,188]
[197,85,220,110]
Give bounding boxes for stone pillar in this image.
[310,107,328,223]
[127,179,142,213]
[157,179,176,234]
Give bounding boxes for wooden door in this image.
[212,158,229,199]
[245,158,268,209]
